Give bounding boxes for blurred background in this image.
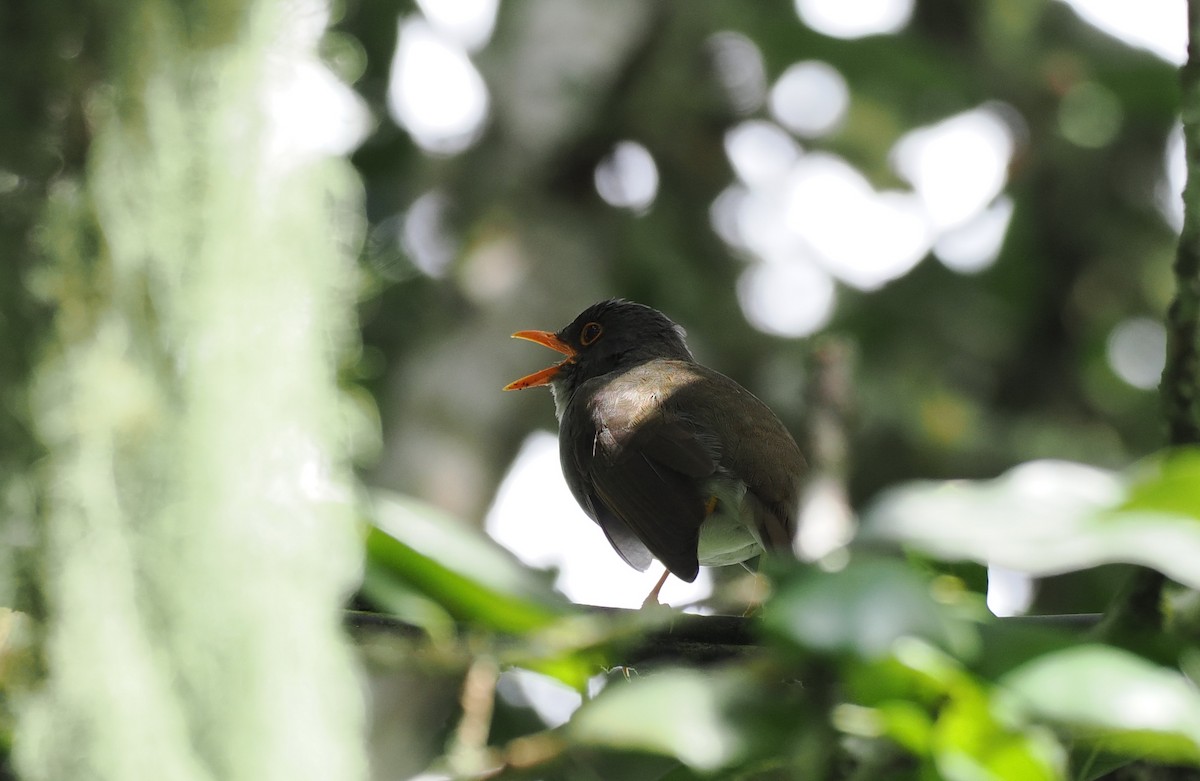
[0,2,1182,606]
[334,0,1183,607]
[2,1,1191,779]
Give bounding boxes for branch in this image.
[346,607,759,666]
[1114,0,1200,637]
[1163,0,1200,445]
[345,608,1100,667]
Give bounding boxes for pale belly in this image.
[695,477,765,567]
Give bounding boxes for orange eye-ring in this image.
[580,321,603,346]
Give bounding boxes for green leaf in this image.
[569,669,746,770]
[842,641,1065,778]
[862,460,1200,589]
[566,667,801,772]
[877,700,934,755]
[364,490,572,633]
[1123,448,1200,519]
[997,645,1200,765]
[763,557,967,659]
[934,684,1062,781]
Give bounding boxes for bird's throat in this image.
[550,380,571,423]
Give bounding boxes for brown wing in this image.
[559,373,720,582]
[660,365,806,550]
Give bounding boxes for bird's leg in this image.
[643,496,722,607]
[641,568,671,607]
[642,495,719,608]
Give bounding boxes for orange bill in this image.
[504,330,576,390]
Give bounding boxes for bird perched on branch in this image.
[505,299,805,604]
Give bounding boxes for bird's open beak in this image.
[504,330,577,390]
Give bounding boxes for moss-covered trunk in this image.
[8,2,368,779]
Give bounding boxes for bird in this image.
[504,299,805,604]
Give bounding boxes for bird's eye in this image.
[580,321,603,346]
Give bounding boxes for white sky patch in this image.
[794,0,914,39]
[486,431,713,609]
[987,565,1034,617]
[497,669,582,728]
[1059,0,1186,65]
[387,17,489,154]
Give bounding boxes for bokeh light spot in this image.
[264,59,370,168]
[387,17,489,154]
[1058,81,1123,148]
[725,120,801,188]
[710,184,751,249]
[1060,0,1186,65]
[769,61,849,138]
[594,141,660,212]
[707,31,767,114]
[737,259,836,337]
[415,0,499,51]
[1159,123,1185,232]
[934,196,1014,274]
[785,154,932,290]
[892,107,1014,232]
[795,0,914,39]
[1106,317,1166,390]
[403,191,456,277]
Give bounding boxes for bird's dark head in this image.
[505,299,693,398]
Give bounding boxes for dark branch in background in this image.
[794,336,858,561]
[1163,0,1200,446]
[1110,0,1200,639]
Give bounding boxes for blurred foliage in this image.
[338,0,1196,778]
[361,452,1200,779]
[863,457,1200,592]
[3,0,1200,780]
[364,491,572,634]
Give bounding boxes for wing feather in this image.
[558,379,723,581]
